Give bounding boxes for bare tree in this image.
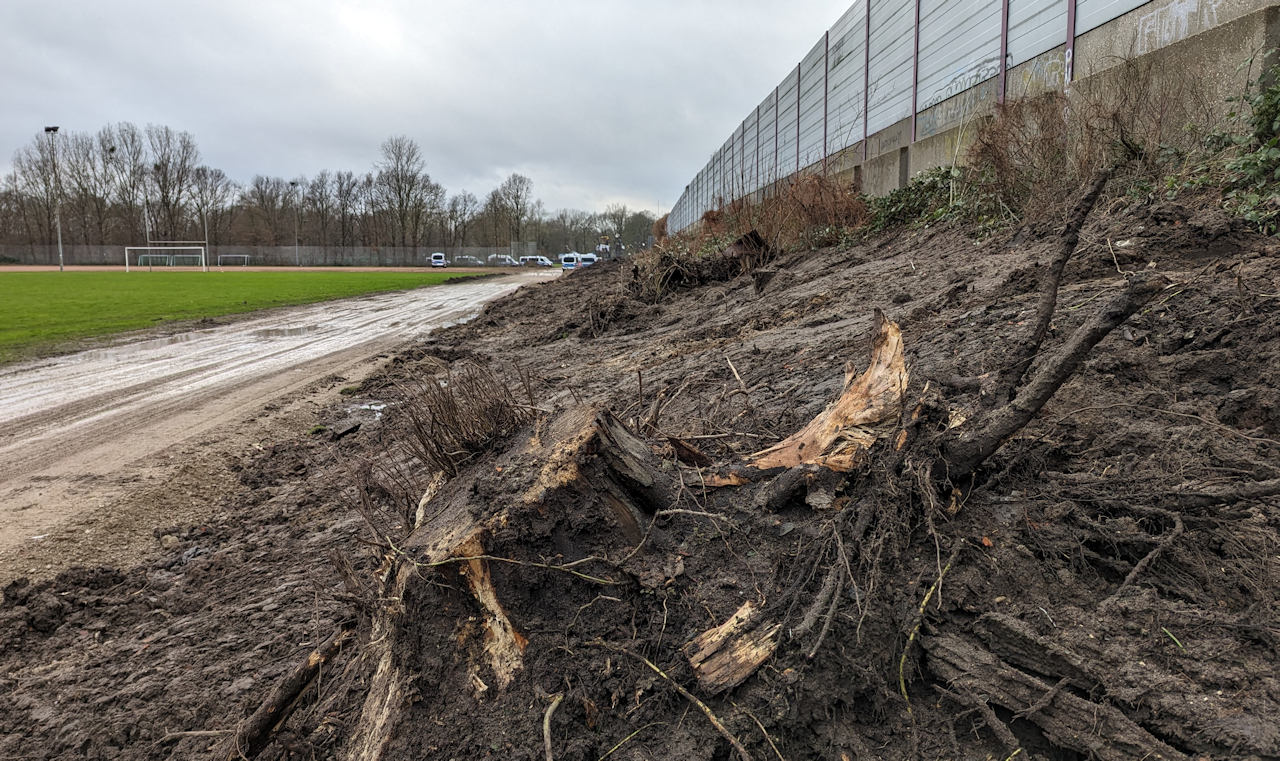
[375,136,440,248]
[602,202,629,241]
[191,166,238,245]
[445,191,479,249]
[10,137,58,245]
[242,175,288,245]
[145,125,200,240]
[306,170,335,248]
[498,173,533,243]
[101,123,148,244]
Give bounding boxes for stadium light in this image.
[289,180,300,267]
[44,126,64,272]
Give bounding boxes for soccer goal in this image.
[125,245,207,272]
[217,254,250,267]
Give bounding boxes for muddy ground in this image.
[1,197,1277,760]
[0,272,547,580]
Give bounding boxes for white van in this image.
[487,254,519,267]
[429,252,448,267]
[579,253,599,267]
[519,255,554,267]
[561,254,581,270]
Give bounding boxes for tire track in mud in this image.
[0,271,551,574]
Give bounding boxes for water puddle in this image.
[252,325,319,339]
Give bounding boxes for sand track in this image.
[0,270,551,580]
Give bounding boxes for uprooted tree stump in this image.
[346,407,680,760]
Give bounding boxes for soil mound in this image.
[1,199,1277,761]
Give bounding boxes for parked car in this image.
[579,253,599,267]
[454,255,484,267]
[487,254,519,267]
[559,251,583,263]
[561,254,581,270]
[519,255,554,267]
[429,252,448,267]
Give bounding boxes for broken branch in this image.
[943,274,1169,482]
[225,623,354,759]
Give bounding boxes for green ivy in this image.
[1224,62,1280,235]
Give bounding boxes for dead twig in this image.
[596,642,755,761]
[726,355,747,391]
[656,508,738,527]
[543,692,564,761]
[1106,510,1184,601]
[224,624,355,759]
[899,542,962,712]
[741,707,787,761]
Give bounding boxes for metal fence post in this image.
[823,30,830,175]
[998,0,1010,102]
[863,0,871,161]
[911,0,921,143]
[1065,0,1077,85]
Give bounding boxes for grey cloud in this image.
[2,0,850,212]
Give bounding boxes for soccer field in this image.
[0,269,481,363]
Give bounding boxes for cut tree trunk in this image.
[345,407,676,761]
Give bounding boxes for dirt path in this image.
[0,270,554,582]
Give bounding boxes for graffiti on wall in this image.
[920,56,1002,111]
[1134,0,1224,54]
[1009,49,1068,98]
[917,77,998,139]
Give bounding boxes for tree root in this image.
[942,273,1170,483]
[1106,509,1184,602]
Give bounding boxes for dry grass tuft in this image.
[398,362,531,478]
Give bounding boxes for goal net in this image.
[124,245,207,272]
[217,254,250,267]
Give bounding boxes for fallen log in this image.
[923,633,1188,761]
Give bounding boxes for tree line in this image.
[0,122,657,254]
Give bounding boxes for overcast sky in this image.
[1,0,852,214]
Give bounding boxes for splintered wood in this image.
[748,309,907,471]
[456,535,528,690]
[684,601,780,693]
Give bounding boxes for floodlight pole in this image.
[44,126,64,272]
[289,180,300,267]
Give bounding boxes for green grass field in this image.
[0,269,480,363]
